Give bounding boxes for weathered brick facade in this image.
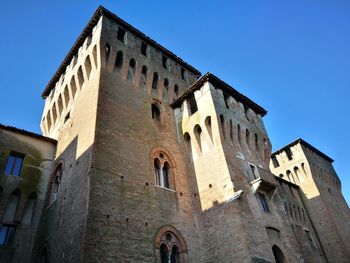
[1,6,349,263]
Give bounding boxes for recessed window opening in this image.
[305,230,316,248]
[229,120,234,143]
[22,192,37,225]
[194,125,202,152]
[70,77,77,99]
[163,79,169,100]
[272,155,280,168]
[188,93,198,115]
[152,72,159,95]
[84,56,92,80]
[64,112,70,123]
[47,113,52,131]
[246,129,251,149]
[162,55,168,69]
[140,65,148,87]
[249,164,259,180]
[258,193,269,212]
[151,104,161,121]
[141,42,148,56]
[223,93,230,109]
[49,164,63,204]
[174,85,179,98]
[237,124,241,146]
[255,134,259,151]
[127,58,136,82]
[52,104,58,124]
[205,116,213,143]
[5,152,24,177]
[184,132,192,159]
[114,51,124,72]
[57,95,64,114]
[92,45,98,68]
[285,148,293,160]
[244,105,250,121]
[77,66,84,88]
[154,158,170,189]
[181,68,186,80]
[117,27,126,42]
[105,44,111,67]
[63,86,70,107]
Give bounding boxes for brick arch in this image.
[154,225,188,263]
[149,146,176,169]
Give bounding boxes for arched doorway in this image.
[272,245,287,263]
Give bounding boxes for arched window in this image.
[0,189,20,246]
[84,55,92,80]
[294,167,301,183]
[220,115,225,140]
[114,51,124,72]
[151,103,161,121]
[105,43,111,67]
[77,66,84,88]
[255,133,259,151]
[152,72,159,95]
[174,84,179,99]
[155,226,188,263]
[63,85,70,107]
[22,192,37,225]
[194,125,202,153]
[140,65,148,87]
[153,156,171,189]
[229,120,234,143]
[70,76,77,99]
[183,133,192,159]
[205,116,213,143]
[272,245,287,263]
[163,78,169,101]
[246,129,251,149]
[127,58,136,82]
[237,124,241,146]
[92,45,98,68]
[57,94,64,115]
[49,164,63,204]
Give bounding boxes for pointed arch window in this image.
[154,158,170,189]
[152,72,159,95]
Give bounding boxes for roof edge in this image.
[0,124,57,144]
[271,138,334,163]
[42,6,201,98]
[170,72,267,116]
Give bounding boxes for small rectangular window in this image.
[272,155,280,168]
[141,42,148,56]
[188,94,198,115]
[117,27,126,42]
[0,224,16,246]
[285,148,293,160]
[5,152,24,177]
[162,55,168,69]
[258,193,269,212]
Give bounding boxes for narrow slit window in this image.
[140,65,148,87]
[174,84,179,98]
[181,68,186,80]
[105,44,111,67]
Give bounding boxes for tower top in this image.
[271,138,334,163]
[170,72,267,116]
[42,5,201,98]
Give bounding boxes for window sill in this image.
[155,185,176,192]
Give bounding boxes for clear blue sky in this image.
[0,1,349,205]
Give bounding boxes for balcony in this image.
[249,165,277,194]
